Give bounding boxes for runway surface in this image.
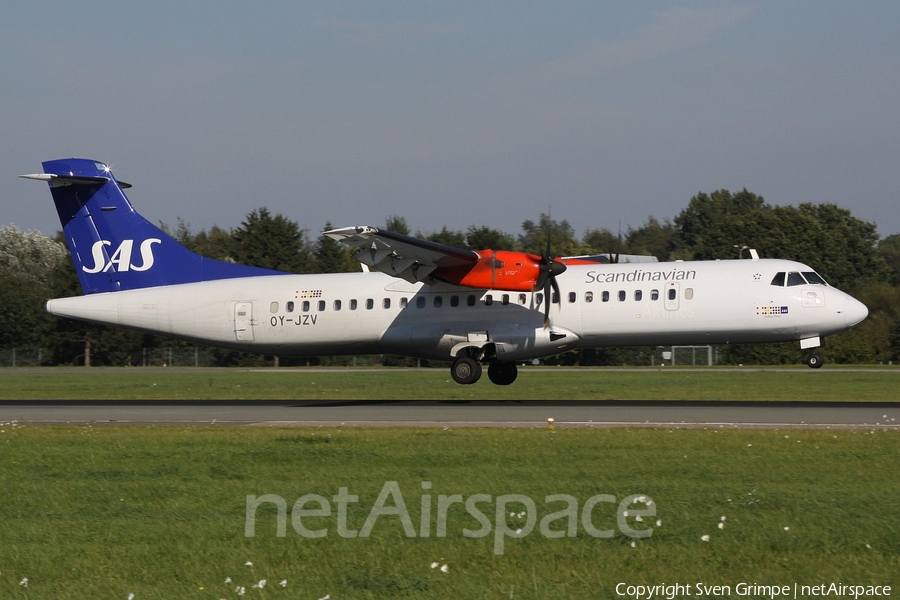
[1,400,898,428]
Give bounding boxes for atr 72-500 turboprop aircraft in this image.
[22,158,869,385]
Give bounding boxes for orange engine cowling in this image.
[432,250,546,292]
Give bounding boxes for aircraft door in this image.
[234,302,254,341]
[665,282,680,311]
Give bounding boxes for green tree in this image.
[425,226,467,248]
[384,215,410,235]
[625,217,680,261]
[231,208,313,273]
[465,225,518,251]
[314,221,358,273]
[518,214,580,257]
[875,233,900,286]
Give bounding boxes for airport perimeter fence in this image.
[1,346,721,368]
[0,347,225,367]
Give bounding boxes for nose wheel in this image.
[806,352,824,369]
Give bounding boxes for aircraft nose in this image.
[844,295,869,327]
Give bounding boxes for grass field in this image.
[1,366,899,400]
[0,425,897,598]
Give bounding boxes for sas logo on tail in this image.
[83,239,162,273]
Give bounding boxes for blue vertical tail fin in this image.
[22,158,282,294]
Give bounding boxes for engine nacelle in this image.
[433,250,557,292]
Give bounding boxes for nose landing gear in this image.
[806,352,824,369]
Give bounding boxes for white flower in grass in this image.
[656,519,662,527]
[319,595,331,600]
[701,535,710,542]
[244,561,253,566]
[718,522,725,529]
[252,579,266,589]
[636,515,643,522]
[784,526,790,531]
[236,586,246,596]
[20,577,28,587]
[128,594,135,600]
[431,562,439,569]
[224,577,232,584]
[440,564,449,573]
[631,541,636,548]
[517,511,526,519]
[720,516,726,521]
[280,579,287,587]
[623,510,629,517]
[515,528,523,534]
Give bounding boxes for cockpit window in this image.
[770,272,785,287]
[786,272,807,286]
[802,271,828,285]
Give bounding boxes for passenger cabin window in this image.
[518,294,527,305]
[467,295,477,307]
[502,294,510,305]
[383,298,391,309]
[634,290,642,301]
[434,296,443,308]
[585,291,594,303]
[302,301,310,312]
[667,288,677,300]
[400,297,408,308]
[651,289,659,301]
[485,294,493,306]
[318,300,326,311]
[366,299,374,310]
[270,302,278,313]
[601,291,610,302]
[536,293,544,305]
[685,288,694,300]
[787,272,806,286]
[771,272,786,286]
[451,295,460,307]
[617,290,626,302]
[417,296,426,308]
[287,301,294,312]
[350,299,358,310]
[568,292,576,303]
[333,300,341,311]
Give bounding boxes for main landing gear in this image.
[450,355,518,385]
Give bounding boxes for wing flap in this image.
[324,226,478,283]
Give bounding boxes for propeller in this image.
[535,219,567,328]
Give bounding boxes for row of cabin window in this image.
[580,288,694,302]
[269,287,694,315]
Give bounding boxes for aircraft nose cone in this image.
[844,295,869,327]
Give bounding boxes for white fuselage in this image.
[46,258,868,361]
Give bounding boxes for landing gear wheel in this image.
[488,362,518,386]
[806,352,824,369]
[451,356,482,384]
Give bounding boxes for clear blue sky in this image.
[4,1,899,243]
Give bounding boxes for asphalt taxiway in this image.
[0,400,898,428]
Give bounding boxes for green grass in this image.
[1,367,899,400]
[0,426,897,598]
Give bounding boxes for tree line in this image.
[1,190,898,367]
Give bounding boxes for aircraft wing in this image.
[324,226,480,284]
